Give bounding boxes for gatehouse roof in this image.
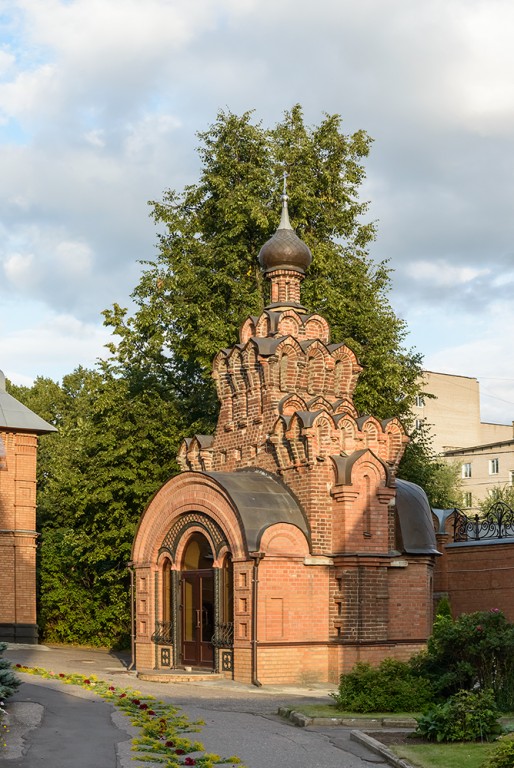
[0,370,57,434]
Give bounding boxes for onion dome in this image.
[258,183,312,275]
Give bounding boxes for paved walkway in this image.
[3,645,389,768]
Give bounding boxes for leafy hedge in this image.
[331,658,433,713]
[414,689,503,743]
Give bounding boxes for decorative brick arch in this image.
[131,472,247,566]
[158,512,229,565]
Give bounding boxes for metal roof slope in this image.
[205,468,310,552]
[395,478,440,555]
[0,370,57,434]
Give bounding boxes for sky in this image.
[1,0,514,425]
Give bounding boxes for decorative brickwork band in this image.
[159,512,228,560]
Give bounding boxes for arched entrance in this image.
[180,533,215,667]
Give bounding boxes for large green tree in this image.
[104,106,422,423]
[8,368,182,646]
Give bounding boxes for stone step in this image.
[137,669,222,683]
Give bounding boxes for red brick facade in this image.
[131,198,437,683]
[0,374,56,643]
[435,515,514,620]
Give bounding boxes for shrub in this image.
[414,689,503,743]
[331,658,433,713]
[483,733,514,768]
[412,609,514,711]
[0,642,21,699]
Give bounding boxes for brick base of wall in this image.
[0,623,38,643]
[133,639,428,684]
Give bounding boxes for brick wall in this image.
[0,430,38,642]
[442,542,514,619]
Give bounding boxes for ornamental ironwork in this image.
[453,502,514,542]
[151,621,173,644]
[212,622,234,648]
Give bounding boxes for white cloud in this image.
[0,0,512,412]
[3,251,35,289]
[0,307,111,385]
[405,261,490,287]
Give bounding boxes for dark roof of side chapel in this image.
[0,370,57,434]
[206,468,310,552]
[395,478,440,555]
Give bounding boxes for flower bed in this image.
[13,664,243,768]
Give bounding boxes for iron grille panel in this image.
[151,621,173,644]
[212,622,234,648]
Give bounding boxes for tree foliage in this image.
[104,106,423,423]
[413,609,514,711]
[8,369,182,646]
[0,642,20,699]
[478,485,514,513]
[397,425,461,508]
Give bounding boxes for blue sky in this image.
[1,0,514,423]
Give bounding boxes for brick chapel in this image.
[131,191,439,684]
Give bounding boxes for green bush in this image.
[483,733,514,768]
[331,658,433,713]
[414,689,503,743]
[0,642,21,699]
[412,609,514,711]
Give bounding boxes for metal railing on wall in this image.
[453,501,514,542]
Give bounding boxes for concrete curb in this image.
[277,706,416,729]
[350,730,415,768]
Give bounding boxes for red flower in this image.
[108,686,115,691]
[139,703,148,710]
[175,749,185,755]
[148,710,156,716]
[15,664,21,668]
[165,741,175,748]
[59,673,65,678]
[131,699,140,705]
[184,759,196,766]
[119,693,126,698]
[84,679,91,685]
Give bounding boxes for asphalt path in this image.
[2,645,389,768]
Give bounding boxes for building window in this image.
[489,458,499,475]
[463,492,472,508]
[462,462,472,478]
[415,419,423,430]
[415,395,425,408]
[510,470,514,487]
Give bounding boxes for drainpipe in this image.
[127,562,135,671]
[250,552,265,687]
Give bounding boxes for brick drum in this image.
[131,194,437,683]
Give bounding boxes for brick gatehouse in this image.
[0,371,56,643]
[131,192,439,684]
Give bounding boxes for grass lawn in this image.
[392,742,496,768]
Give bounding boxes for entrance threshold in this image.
[137,669,222,683]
